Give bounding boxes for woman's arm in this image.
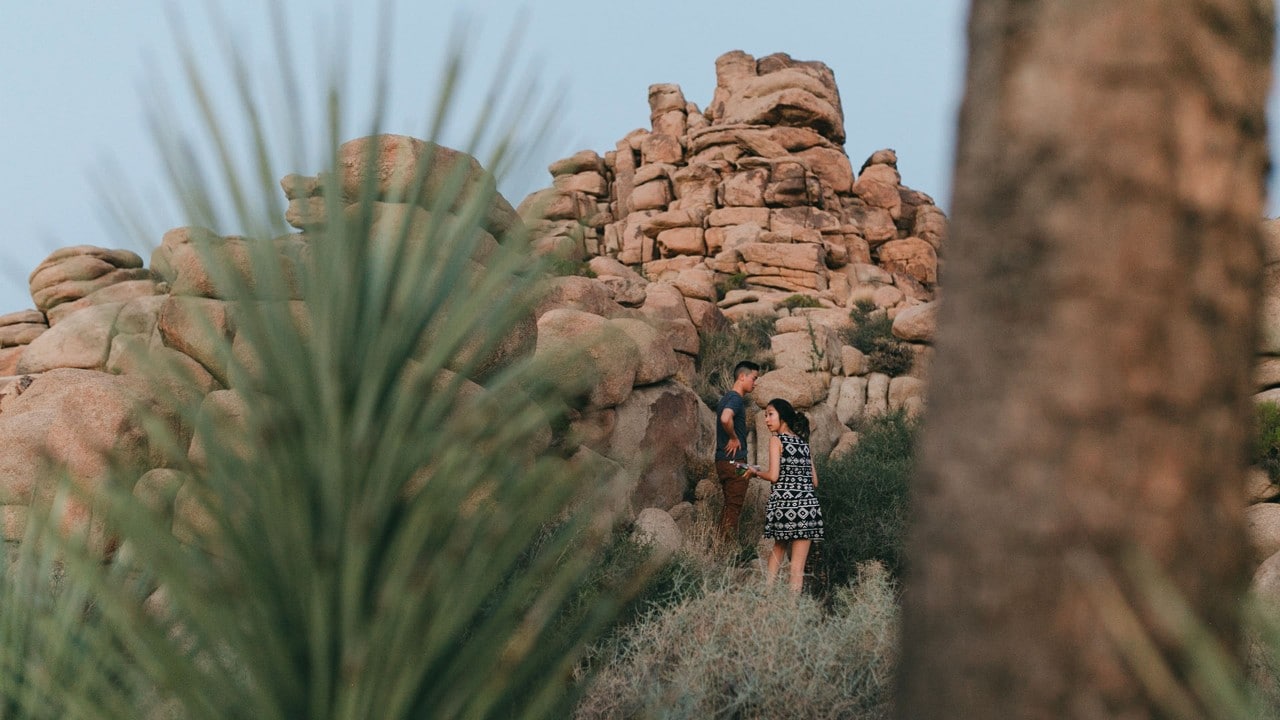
[752,435,783,483]
[812,461,819,489]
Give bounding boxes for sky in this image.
[0,1,1273,316]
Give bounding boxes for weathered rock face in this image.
[0,369,190,545]
[522,49,940,320]
[28,246,154,325]
[707,51,846,145]
[606,381,715,512]
[0,53,958,556]
[0,310,48,377]
[0,134,730,549]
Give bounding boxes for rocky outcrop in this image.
[29,246,157,325]
[0,51,950,557]
[0,368,192,546]
[522,50,942,317]
[1247,219,1280,606]
[518,50,945,484]
[0,133,726,548]
[0,310,47,378]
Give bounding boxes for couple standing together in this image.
[714,361,824,592]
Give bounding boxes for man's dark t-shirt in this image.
[715,390,748,462]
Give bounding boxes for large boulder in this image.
[640,282,700,356]
[632,507,682,559]
[806,400,842,458]
[0,309,48,348]
[0,369,190,547]
[752,367,827,409]
[155,229,306,301]
[892,301,939,343]
[610,318,679,386]
[28,246,147,317]
[606,381,714,513]
[706,51,845,145]
[17,303,124,374]
[47,278,164,326]
[535,308,640,409]
[158,297,237,386]
[335,134,521,240]
[534,276,632,320]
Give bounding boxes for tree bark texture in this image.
[898,1,1273,718]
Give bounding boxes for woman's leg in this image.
[787,539,812,593]
[766,539,787,585]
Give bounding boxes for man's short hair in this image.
[733,360,760,379]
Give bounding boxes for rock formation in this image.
[521,52,940,440]
[514,50,943,540]
[0,134,721,550]
[17,47,1278,610]
[1244,219,1280,605]
[0,50,948,555]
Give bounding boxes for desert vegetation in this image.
[842,299,913,377]
[5,1,1280,718]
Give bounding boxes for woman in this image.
[744,398,824,593]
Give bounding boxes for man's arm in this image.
[719,407,741,456]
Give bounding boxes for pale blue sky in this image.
[0,2,1273,315]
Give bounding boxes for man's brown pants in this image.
[715,460,749,541]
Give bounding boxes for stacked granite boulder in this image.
[278,135,717,512]
[0,245,168,383]
[521,50,943,315]
[0,50,949,557]
[0,311,46,377]
[0,134,721,551]
[520,51,942,483]
[1244,219,1280,604]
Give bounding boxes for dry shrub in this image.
[575,562,898,720]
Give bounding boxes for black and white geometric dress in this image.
[763,432,824,541]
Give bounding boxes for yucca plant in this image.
[0,4,647,719]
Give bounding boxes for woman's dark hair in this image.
[767,398,810,442]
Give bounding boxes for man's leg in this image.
[716,460,748,541]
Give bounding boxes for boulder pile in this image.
[0,133,724,550]
[519,53,942,452]
[513,51,946,543]
[520,50,943,316]
[0,50,950,555]
[11,49,1275,569]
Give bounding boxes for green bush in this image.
[842,301,913,376]
[867,338,914,376]
[715,272,748,300]
[778,293,822,310]
[694,315,776,410]
[575,562,898,720]
[813,411,918,588]
[842,302,895,355]
[547,257,598,278]
[736,314,777,352]
[1255,402,1280,482]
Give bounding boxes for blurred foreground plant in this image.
[0,5,647,719]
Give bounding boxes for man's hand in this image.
[724,436,741,457]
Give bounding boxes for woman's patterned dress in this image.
[763,432,824,540]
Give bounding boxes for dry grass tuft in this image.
[575,561,898,720]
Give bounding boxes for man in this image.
[714,360,760,541]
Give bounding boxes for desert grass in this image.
[574,561,898,720]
